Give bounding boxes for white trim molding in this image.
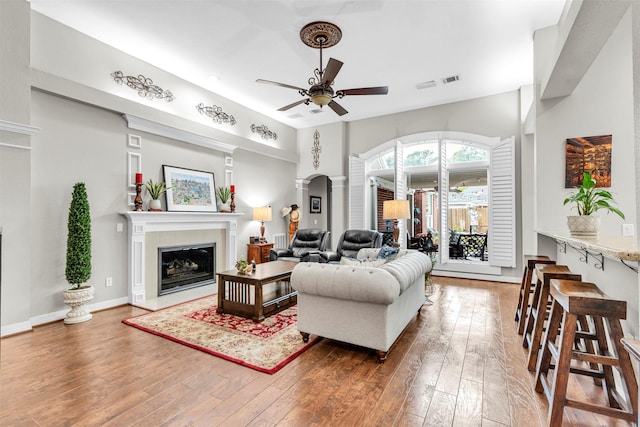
[123,114,236,154]
[0,119,41,136]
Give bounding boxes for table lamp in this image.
[253,206,272,242]
[383,199,410,247]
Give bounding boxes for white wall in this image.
[536,11,635,234]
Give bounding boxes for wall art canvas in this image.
[565,134,612,188]
[163,165,217,212]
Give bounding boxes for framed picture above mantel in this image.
[163,165,217,212]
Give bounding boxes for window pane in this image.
[404,141,438,167]
[446,142,488,163]
[369,150,395,170]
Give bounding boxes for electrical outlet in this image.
[116,223,123,232]
[623,224,635,237]
[105,277,113,287]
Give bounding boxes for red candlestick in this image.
[230,185,235,193]
[135,173,143,184]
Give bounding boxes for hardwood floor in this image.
[1,277,635,426]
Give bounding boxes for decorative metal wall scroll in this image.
[111,71,175,102]
[250,124,277,140]
[311,129,322,170]
[196,103,236,126]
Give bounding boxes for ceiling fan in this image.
[256,21,388,116]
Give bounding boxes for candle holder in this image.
[134,183,143,211]
[230,192,236,213]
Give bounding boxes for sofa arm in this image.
[270,248,292,261]
[318,251,340,263]
[380,251,432,294]
[291,263,400,305]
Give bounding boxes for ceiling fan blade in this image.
[256,79,306,92]
[322,58,344,85]
[277,99,308,112]
[339,86,389,96]
[328,100,348,116]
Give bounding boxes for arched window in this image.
[350,131,515,273]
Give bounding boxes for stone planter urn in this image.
[567,215,600,237]
[63,285,95,324]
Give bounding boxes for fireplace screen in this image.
[158,243,215,296]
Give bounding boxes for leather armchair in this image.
[269,228,330,262]
[319,229,383,263]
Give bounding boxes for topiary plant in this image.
[65,182,92,289]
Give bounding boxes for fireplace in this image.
[158,243,215,296]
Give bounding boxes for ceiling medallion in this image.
[111,71,175,102]
[251,124,278,141]
[311,129,321,170]
[299,21,342,49]
[196,103,236,126]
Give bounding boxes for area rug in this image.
[122,296,320,374]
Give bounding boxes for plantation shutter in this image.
[394,141,407,247]
[349,155,366,229]
[439,140,449,263]
[488,136,516,267]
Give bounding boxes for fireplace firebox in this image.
[158,243,215,296]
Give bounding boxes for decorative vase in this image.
[219,201,231,213]
[63,285,95,324]
[149,199,162,211]
[236,264,253,274]
[567,215,600,237]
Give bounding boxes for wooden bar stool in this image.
[535,279,638,425]
[515,255,555,335]
[523,264,581,371]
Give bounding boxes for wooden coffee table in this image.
[216,260,298,322]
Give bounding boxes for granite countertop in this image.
[536,229,640,262]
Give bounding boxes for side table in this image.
[247,242,274,264]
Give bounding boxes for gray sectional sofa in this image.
[290,248,432,362]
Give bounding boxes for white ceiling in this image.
[30,0,565,130]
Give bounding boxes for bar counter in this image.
[536,229,640,262]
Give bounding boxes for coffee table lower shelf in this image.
[216,260,298,322]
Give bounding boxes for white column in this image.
[330,175,347,250]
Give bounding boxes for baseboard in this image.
[1,296,131,337]
[432,270,520,284]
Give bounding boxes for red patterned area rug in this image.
[122,296,319,374]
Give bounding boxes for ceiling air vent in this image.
[416,80,437,90]
[287,113,303,119]
[309,109,324,114]
[442,74,460,84]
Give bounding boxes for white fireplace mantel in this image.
[120,211,244,304]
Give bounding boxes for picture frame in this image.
[310,196,321,214]
[162,165,217,212]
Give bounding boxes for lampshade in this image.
[382,200,410,220]
[253,206,272,222]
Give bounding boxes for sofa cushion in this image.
[340,257,386,268]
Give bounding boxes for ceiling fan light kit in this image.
[257,21,388,117]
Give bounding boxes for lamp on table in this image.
[253,206,272,243]
[383,199,410,247]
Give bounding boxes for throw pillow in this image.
[377,245,399,260]
[339,257,386,268]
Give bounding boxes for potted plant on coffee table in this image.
[146,179,168,211]
[216,186,232,212]
[563,171,624,236]
[63,182,94,324]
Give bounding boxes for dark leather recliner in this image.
[269,228,330,262]
[319,229,383,263]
